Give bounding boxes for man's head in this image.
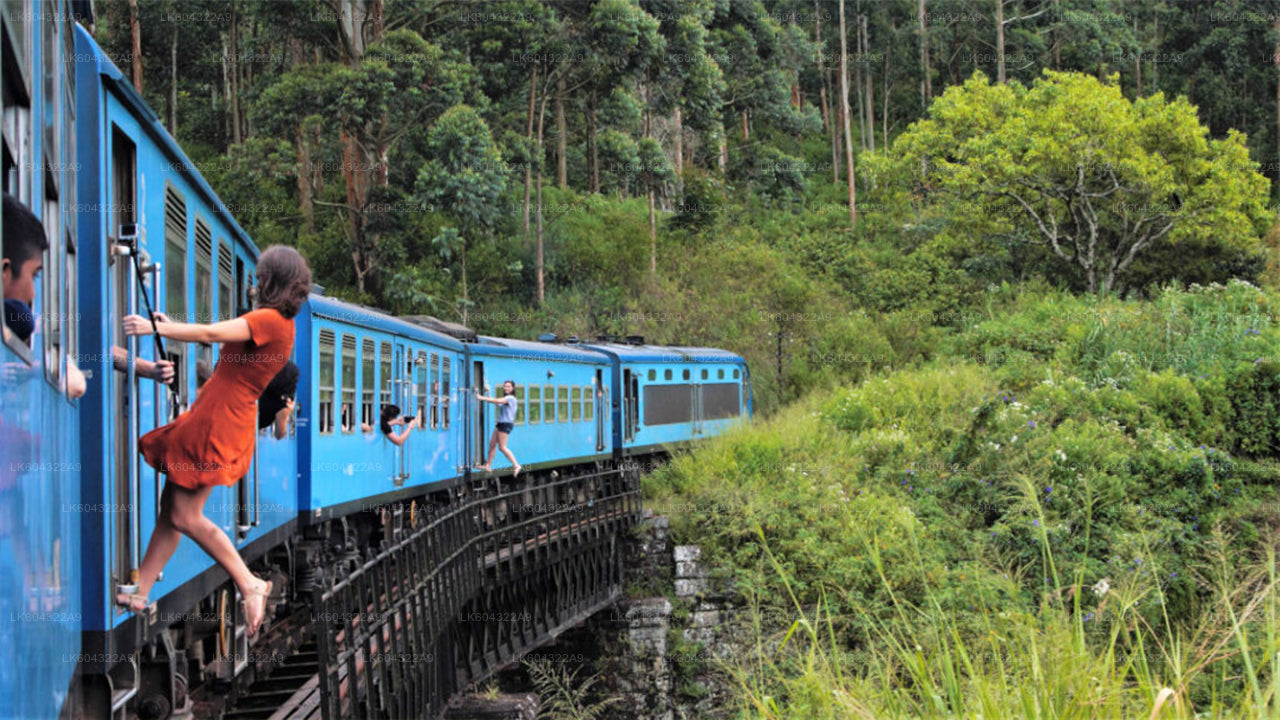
[2,193,47,307]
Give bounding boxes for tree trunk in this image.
[221,35,230,141]
[169,25,178,134]
[855,15,866,150]
[995,0,1006,84]
[831,90,842,183]
[882,46,889,148]
[741,108,749,140]
[556,75,567,190]
[536,94,549,306]
[919,0,931,108]
[862,13,874,152]
[839,0,857,228]
[718,123,728,171]
[523,65,537,234]
[128,0,142,92]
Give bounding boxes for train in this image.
[0,6,752,720]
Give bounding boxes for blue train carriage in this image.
[466,337,613,475]
[298,294,468,525]
[581,341,752,460]
[1,2,86,719]
[73,23,298,716]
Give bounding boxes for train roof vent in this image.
[402,315,477,342]
[595,334,621,343]
[311,283,326,296]
[566,335,580,344]
[537,332,559,343]
[625,335,645,346]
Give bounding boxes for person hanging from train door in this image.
[477,379,521,477]
[116,245,311,638]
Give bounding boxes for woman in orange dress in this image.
[116,245,311,638]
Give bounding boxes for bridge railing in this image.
[313,465,641,720]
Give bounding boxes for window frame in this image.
[340,334,356,433]
[318,329,336,435]
[527,384,541,424]
[361,338,375,432]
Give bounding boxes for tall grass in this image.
[726,510,1280,719]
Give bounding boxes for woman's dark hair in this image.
[379,404,402,435]
[502,379,515,394]
[255,245,311,319]
[257,361,300,429]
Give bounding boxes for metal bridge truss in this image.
[312,466,641,719]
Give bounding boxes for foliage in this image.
[876,71,1273,295]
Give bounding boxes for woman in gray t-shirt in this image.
[477,379,521,476]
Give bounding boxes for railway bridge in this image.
[213,465,640,720]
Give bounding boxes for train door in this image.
[693,376,703,436]
[109,129,139,601]
[472,360,485,465]
[394,342,408,486]
[595,370,606,451]
[621,369,636,443]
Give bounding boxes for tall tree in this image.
[414,106,507,324]
[884,71,1271,294]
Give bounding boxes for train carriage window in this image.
[557,385,569,423]
[194,220,213,387]
[217,243,233,321]
[718,368,725,380]
[648,369,655,381]
[527,385,541,424]
[41,182,60,387]
[683,369,690,380]
[318,330,335,434]
[1,15,31,202]
[733,368,740,379]
[163,187,188,410]
[514,384,525,424]
[543,383,555,423]
[361,338,375,432]
[584,385,594,421]
[417,351,428,430]
[64,228,76,397]
[429,353,440,429]
[379,341,391,409]
[442,356,451,428]
[701,368,708,380]
[664,369,672,381]
[111,128,136,241]
[340,334,356,433]
[570,386,582,422]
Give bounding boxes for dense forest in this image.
[95,5,1280,714]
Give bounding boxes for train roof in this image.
[77,25,259,259]
[579,342,746,364]
[306,294,466,350]
[473,336,611,364]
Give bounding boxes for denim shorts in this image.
[496,422,514,434]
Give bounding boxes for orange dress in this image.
[140,308,295,489]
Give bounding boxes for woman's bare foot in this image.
[512,464,521,478]
[243,578,273,638]
[479,464,491,472]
